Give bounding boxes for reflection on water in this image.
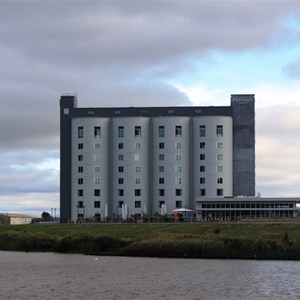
[0,251,299,300]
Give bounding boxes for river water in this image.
[0,251,299,300]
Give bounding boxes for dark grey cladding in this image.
[60,95,77,222]
[70,105,232,118]
[231,94,255,196]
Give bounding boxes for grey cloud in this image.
[0,192,59,217]
[0,0,300,211]
[1,1,299,68]
[0,151,59,195]
[256,103,300,138]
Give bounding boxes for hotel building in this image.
[60,94,260,222]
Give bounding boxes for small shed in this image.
[0,213,33,225]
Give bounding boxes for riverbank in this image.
[0,222,299,259]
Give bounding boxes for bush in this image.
[55,234,127,254]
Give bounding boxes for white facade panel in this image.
[71,117,110,221]
[193,116,233,200]
[152,117,191,214]
[70,115,233,220]
[111,117,150,218]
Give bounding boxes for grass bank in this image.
[0,222,299,259]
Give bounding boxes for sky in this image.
[1,0,300,217]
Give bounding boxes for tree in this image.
[41,211,52,220]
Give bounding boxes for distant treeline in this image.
[0,231,299,260]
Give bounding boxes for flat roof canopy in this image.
[196,197,300,203]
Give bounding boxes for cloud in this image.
[0,149,59,195]
[256,102,300,196]
[0,193,59,217]
[1,1,300,215]
[1,1,299,68]
[283,58,300,79]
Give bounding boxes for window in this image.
[94,189,101,196]
[118,154,124,161]
[200,166,205,172]
[200,142,205,149]
[118,201,124,208]
[135,177,141,184]
[176,142,182,149]
[95,166,100,173]
[217,125,223,137]
[200,177,205,184]
[200,125,206,137]
[135,201,141,208]
[175,189,182,196]
[78,189,83,197]
[134,154,141,161]
[159,142,164,149]
[118,189,124,196]
[78,166,83,173]
[94,154,101,161]
[135,126,141,137]
[159,154,164,161]
[78,143,83,150]
[118,166,124,173]
[175,125,182,137]
[175,154,181,161]
[217,142,223,149]
[217,166,223,172]
[175,165,182,173]
[94,177,101,185]
[217,178,223,184]
[217,154,223,160]
[77,201,84,208]
[118,178,124,184]
[135,166,141,173]
[176,201,182,208]
[78,178,83,185]
[94,142,100,150]
[135,189,141,196]
[200,154,205,160]
[159,177,165,184]
[78,155,83,161]
[159,189,165,196]
[118,126,124,138]
[135,142,141,149]
[118,143,124,149]
[217,189,223,196]
[94,126,101,138]
[94,201,101,208]
[200,189,206,196]
[159,166,164,173]
[78,126,84,138]
[159,126,165,137]
[175,177,182,184]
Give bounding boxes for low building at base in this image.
[196,196,300,221]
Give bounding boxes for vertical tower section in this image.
[192,116,233,200]
[60,94,77,222]
[71,117,110,222]
[231,94,255,196]
[111,117,150,219]
[152,117,191,214]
